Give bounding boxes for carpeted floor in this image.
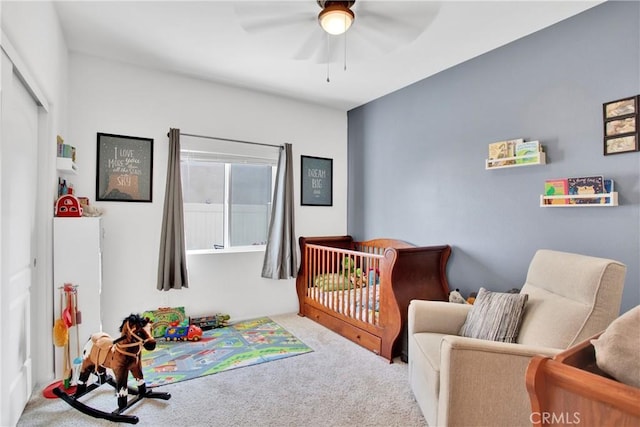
[18,313,427,427]
[142,317,313,388]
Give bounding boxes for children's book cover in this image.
[515,140,540,164]
[567,176,604,204]
[488,138,523,166]
[602,179,614,204]
[544,179,569,205]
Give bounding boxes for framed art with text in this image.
[603,95,639,155]
[301,155,332,206]
[96,132,153,202]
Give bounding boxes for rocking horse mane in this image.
[119,313,151,333]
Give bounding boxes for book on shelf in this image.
[567,176,604,205]
[515,140,541,164]
[57,143,76,160]
[603,179,614,204]
[488,138,523,167]
[544,179,569,205]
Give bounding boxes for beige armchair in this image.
[408,249,626,427]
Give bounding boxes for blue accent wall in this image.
[347,1,640,314]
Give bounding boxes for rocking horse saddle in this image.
[89,332,116,368]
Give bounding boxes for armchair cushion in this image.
[591,305,640,388]
[459,287,528,343]
[412,333,448,398]
[517,250,626,348]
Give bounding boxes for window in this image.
[180,137,278,251]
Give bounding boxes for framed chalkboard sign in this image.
[96,133,153,202]
[301,155,332,206]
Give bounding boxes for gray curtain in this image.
[157,128,189,290]
[262,143,297,279]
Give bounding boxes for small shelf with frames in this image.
[540,192,618,207]
[486,152,546,170]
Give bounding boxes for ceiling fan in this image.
[316,1,356,35]
[234,1,440,65]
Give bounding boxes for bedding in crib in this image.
[313,269,378,290]
[313,286,380,322]
[312,270,381,322]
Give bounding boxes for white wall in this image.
[1,1,69,387]
[68,54,348,337]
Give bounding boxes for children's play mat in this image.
[140,317,313,387]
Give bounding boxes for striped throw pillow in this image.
[459,287,528,343]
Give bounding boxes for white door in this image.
[0,50,38,426]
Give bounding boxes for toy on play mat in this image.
[142,306,188,338]
[53,313,171,424]
[191,313,230,330]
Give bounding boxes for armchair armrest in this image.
[442,335,561,358]
[408,300,471,335]
[438,335,562,426]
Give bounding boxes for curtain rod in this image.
[172,131,283,149]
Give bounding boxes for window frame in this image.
[181,154,277,254]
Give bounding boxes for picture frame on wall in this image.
[603,95,639,155]
[301,155,332,206]
[605,117,636,136]
[96,132,154,202]
[603,96,636,119]
[605,134,638,155]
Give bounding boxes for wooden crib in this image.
[296,235,451,362]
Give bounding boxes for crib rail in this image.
[302,243,384,326]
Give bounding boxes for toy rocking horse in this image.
[54,314,171,424]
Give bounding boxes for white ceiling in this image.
[54,0,604,111]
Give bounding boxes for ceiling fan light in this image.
[318,5,354,35]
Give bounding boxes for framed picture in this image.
[301,155,332,206]
[605,117,636,136]
[603,95,639,155]
[96,132,154,202]
[603,96,637,119]
[605,134,638,155]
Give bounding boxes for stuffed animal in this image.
[448,289,469,304]
[466,292,477,304]
[343,257,366,288]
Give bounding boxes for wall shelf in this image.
[486,152,546,169]
[540,192,618,207]
[56,157,78,175]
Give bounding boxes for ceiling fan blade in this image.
[347,25,398,55]
[308,34,373,65]
[293,30,325,61]
[355,2,441,44]
[234,1,317,33]
[293,32,350,65]
[238,12,314,34]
